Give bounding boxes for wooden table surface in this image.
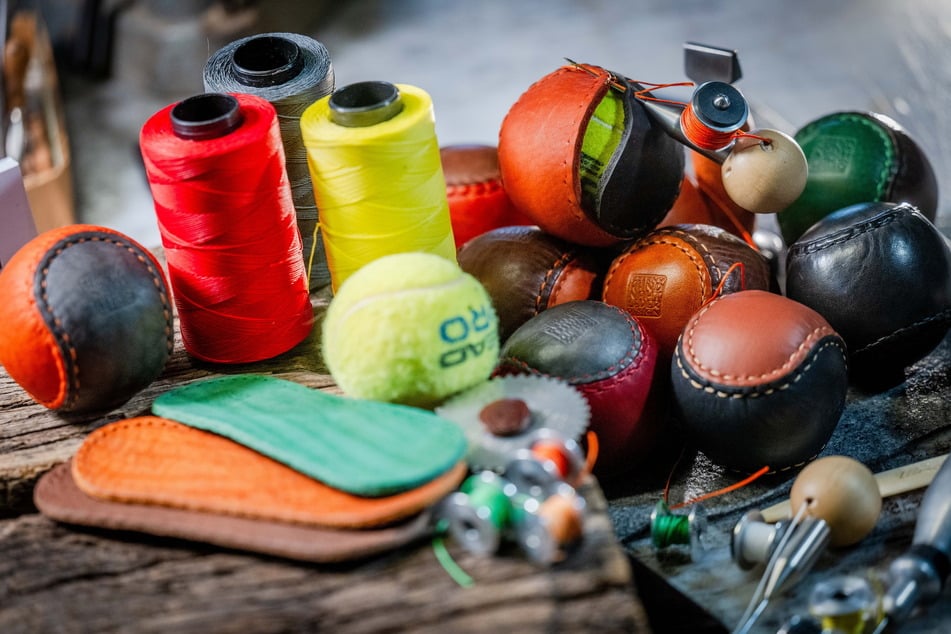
[0,289,648,634]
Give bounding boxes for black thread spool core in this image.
[231,35,305,88]
[170,93,243,141]
[329,81,403,128]
[691,81,748,133]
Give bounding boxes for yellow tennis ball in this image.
[322,252,500,407]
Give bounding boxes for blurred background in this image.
[10,0,951,245]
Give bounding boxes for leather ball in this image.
[671,290,848,473]
[440,144,532,249]
[457,226,605,343]
[0,225,174,414]
[498,63,684,247]
[785,201,951,383]
[495,300,658,477]
[602,224,772,360]
[778,111,938,244]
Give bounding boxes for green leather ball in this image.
[778,111,938,245]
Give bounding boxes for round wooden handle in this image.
[721,128,807,213]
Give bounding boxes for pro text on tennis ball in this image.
[321,252,500,407]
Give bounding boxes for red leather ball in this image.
[441,144,532,249]
[670,290,848,473]
[495,300,658,478]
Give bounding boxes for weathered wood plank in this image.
[0,478,647,633]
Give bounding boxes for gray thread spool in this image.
[203,32,335,290]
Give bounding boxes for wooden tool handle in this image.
[762,454,949,523]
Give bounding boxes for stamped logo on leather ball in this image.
[542,305,598,344]
[810,136,856,175]
[627,274,666,317]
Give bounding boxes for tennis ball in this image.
[322,252,500,407]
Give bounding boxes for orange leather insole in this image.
[72,416,466,529]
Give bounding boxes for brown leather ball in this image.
[457,226,605,343]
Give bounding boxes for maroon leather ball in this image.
[495,300,658,478]
[671,290,848,473]
[457,225,605,343]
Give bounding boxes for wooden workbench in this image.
[0,289,648,634]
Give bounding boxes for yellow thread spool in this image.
[300,81,456,292]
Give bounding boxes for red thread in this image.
[140,93,313,363]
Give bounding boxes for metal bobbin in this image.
[504,428,586,499]
[513,482,586,566]
[442,471,516,557]
[808,574,881,633]
[650,500,707,558]
[689,81,748,135]
[731,510,790,570]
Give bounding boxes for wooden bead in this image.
[721,128,807,213]
[789,456,882,547]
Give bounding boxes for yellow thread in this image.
[300,84,456,292]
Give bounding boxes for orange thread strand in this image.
[695,184,758,248]
[669,465,770,511]
[532,441,572,479]
[582,430,600,477]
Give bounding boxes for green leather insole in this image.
[152,374,467,497]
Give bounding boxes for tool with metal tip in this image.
[876,454,951,631]
[733,516,831,634]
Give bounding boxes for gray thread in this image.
[204,32,335,289]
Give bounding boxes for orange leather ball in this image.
[602,224,772,360]
[0,225,174,414]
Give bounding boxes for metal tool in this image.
[733,506,831,634]
[873,454,951,632]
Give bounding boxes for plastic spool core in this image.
[231,35,305,87]
[692,81,748,132]
[170,93,243,140]
[329,81,403,127]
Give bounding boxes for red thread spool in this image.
[140,93,313,363]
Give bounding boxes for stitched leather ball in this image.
[785,202,951,384]
[778,111,938,244]
[457,226,605,343]
[498,63,683,247]
[602,224,773,360]
[441,144,532,249]
[671,290,848,473]
[494,300,658,478]
[0,225,175,414]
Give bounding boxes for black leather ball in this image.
[785,202,951,384]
